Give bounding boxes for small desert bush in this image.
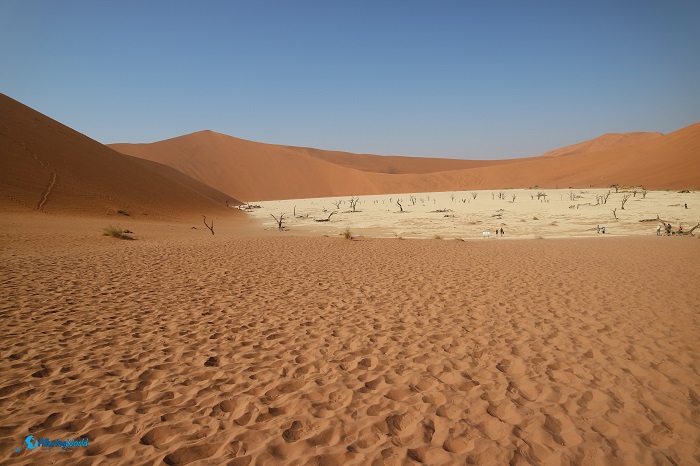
[434,234,442,240]
[103,225,134,240]
[343,227,354,240]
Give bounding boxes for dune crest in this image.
[539,131,664,157]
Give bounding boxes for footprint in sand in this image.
[163,442,223,465]
[282,419,319,442]
[140,425,179,449]
[543,412,582,446]
[384,387,413,401]
[326,388,353,410]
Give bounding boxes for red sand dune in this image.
[0,94,239,219]
[540,131,664,157]
[2,92,697,209]
[112,124,700,202]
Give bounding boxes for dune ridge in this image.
[539,132,664,158]
[110,124,700,202]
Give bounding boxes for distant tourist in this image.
[500,227,504,237]
[596,225,600,234]
[656,224,662,236]
[601,226,606,234]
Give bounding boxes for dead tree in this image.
[683,223,700,236]
[409,195,417,205]
[450,193,455,202]
[203,216,215,235]
[471,192,478,199]
[332,200,342,210]
[621,195,630,210]
[612,184,619,193]
[396,200,404,213]
[603,191,611,204]
[315,211,337,222]
[642,189,648,199]
[349,196,360,212]
[270,212,285,230]
[612,208,617,220]
[511,194,516,202]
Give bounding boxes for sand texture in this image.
[2,219,699,465]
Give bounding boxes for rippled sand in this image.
[1,216,699,465]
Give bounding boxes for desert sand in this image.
[1,215,699,465]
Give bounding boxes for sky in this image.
[2,0,699,159]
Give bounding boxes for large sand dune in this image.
[111,124,700,202]
[0,94,238,220]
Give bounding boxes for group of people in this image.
[596,225,606,234]
[657,223,683,236]
[482,228,505,238]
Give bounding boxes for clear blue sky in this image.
[2,1,699,159]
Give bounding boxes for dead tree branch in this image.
[203,215,214,235]
[315,211,337,222]
[621,195,630,210]
[270,212,285,230]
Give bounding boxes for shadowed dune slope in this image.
[0,94,239,219]
[540,131,664,158]
[111,123,700,202]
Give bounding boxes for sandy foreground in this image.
[244,189,699,240]
[1,214,699,465]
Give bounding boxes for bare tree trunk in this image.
[270,212,285,230]
[621,195,630,210]
[203,215,214,235]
